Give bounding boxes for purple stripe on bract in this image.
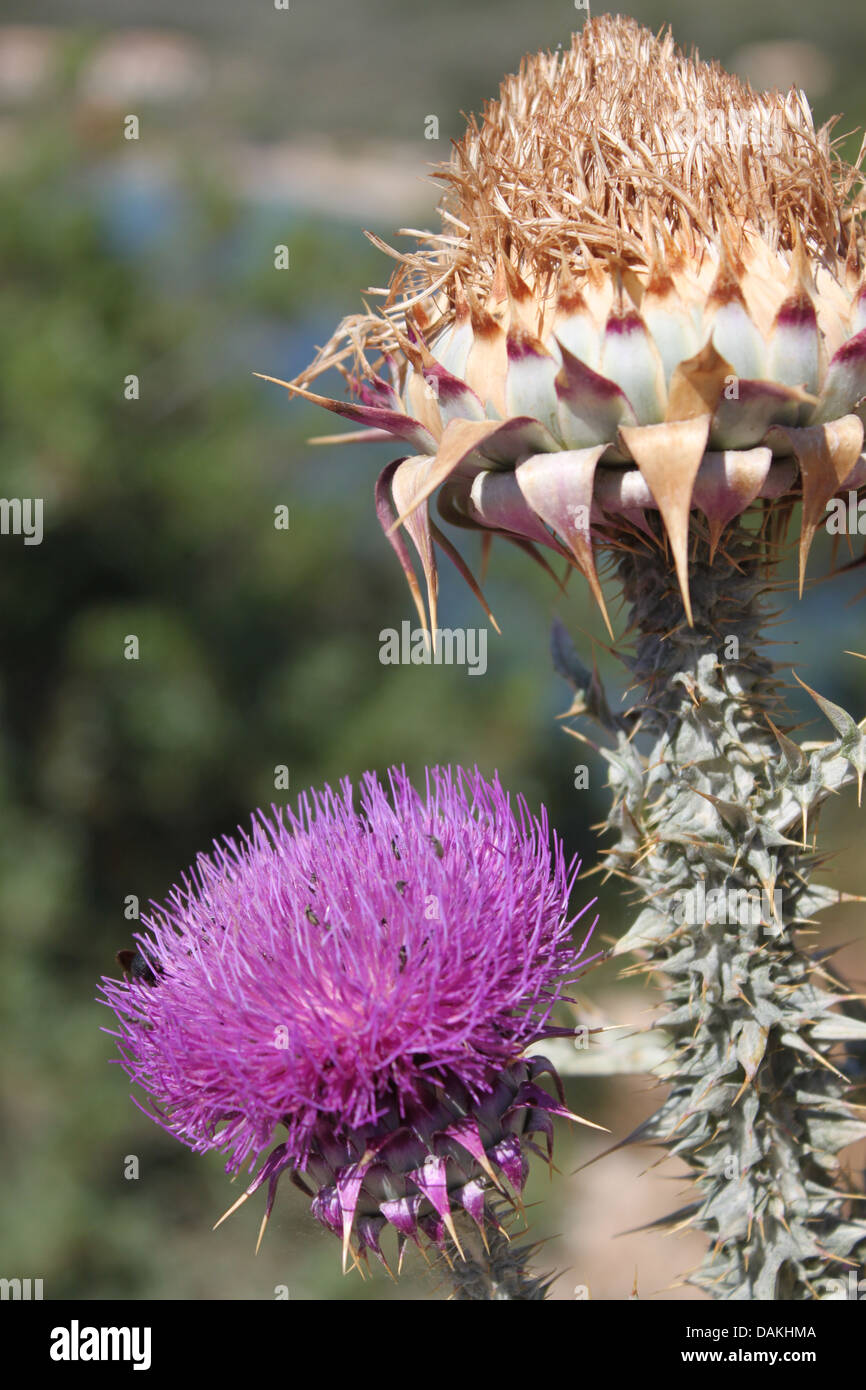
[469,470,572,559]
[507,333,544,361]
[357,1215,388,1264]
[352,372,401,413]
[510,1080,572,1119]
[409,1153,452,1220]
[458,1177,488,1228]
[335,1157,370,1229]
[505,329,563,440]
[478,415,560,465]
[311,1184,342,1237]
[421,362,487,425]
[775,298,817,330]
[770,292,820,394]
[261,376,439,455]
[710,379,804,450]
[810,329,866,425]
[440,1114,489,1168]
[692,449,775,555]
[555,339,638,449]
[600,308,665,424]
[490,1134,528,1192]
[524,1108,555,1159]
[379,1193,424,1240]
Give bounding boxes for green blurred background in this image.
[1,0,865,1301]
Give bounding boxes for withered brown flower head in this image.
[264,14,866,632]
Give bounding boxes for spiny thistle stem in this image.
[441,1209,553,1300]
[560,520,866,1299]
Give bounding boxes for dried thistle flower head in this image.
[265,13,866,630]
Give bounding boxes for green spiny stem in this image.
[441,1210,553,1300]
[560,522,866,1300]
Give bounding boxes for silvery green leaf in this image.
[735,1020,768,1079]
[810,1015,866,1041]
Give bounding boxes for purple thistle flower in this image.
[100,765,598,1271]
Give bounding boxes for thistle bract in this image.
[273,14,866,633]
[101,766,597,1271]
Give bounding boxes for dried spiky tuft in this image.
[304,14,865,382]
[276,15,866,634]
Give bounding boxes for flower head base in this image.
[101,767,597,1269]
[271,14,866,631]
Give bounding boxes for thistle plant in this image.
[101,766,599,1298]
[277,16,866,1298]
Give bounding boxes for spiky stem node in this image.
[440,1209,553,1300]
